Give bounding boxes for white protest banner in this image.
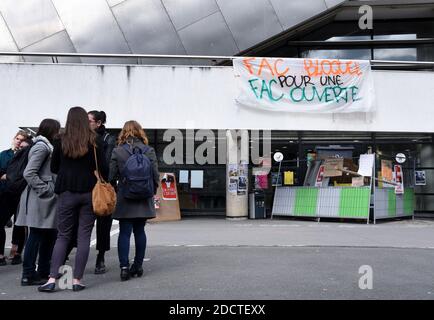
[233,57,375,113]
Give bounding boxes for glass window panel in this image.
[22,31,81,63]
[374,47,417,61]
[52,0,133,64]
[0,14,22,63]
[374,34,416,40]
[300,48,371,60]
[270,0,327,30]
[112,0,186,55]
[325,0,346,8]
[374,20,434,38]
[107,0,126,7]
[176,167,226,210]
[0,0,64,49]
[162,0,219,31]
[327,35,371,41]
[217,0,282,51]
[178,12,239,55]
[301,22,370,41]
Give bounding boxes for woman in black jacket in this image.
[38,107,108,293]
[88,110,116,274]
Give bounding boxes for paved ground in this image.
[1,216,434,300]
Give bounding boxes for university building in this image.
[0,0,433,219]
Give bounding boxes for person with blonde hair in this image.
[109,120,159,281]
[0,130,29,266]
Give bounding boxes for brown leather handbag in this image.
[92,146,116,216]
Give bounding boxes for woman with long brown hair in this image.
[38,107,108,292]
[109,120,159,281]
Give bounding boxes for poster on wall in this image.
[233,57,375,113]
[190,170,204,188]
[358,154,375,177]
[394,165,404,194]
[237,176,247,195]
[315,165,325,187]
[415,170,426,186]
[271,172,282,186]
[228,164,238,178]
[381,160,393,182]
[284,171,294,185]
[238,163,248,194]
[255,174,268,190]
[228,178,238,194]
[179,170,189,184]
[238,163,248,177]
[161,173,177,200]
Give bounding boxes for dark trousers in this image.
[12,214,26,254]
[0,192,23,256]
[22,227,57,278]
[63,214,112,262]
[96,215,112,252]
[50,191,95,280]
[118,218,147,269]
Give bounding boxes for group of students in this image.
[0,106,159,292]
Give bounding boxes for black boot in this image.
[95,252,106,274]
[129,264,143,278]
[120,267,130,281]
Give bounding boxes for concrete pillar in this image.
[226,129,249,219]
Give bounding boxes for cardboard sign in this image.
[323,158,344,177]
[352,176,364,187]
[151,172,181,222]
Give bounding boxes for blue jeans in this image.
[23,227,57,278]
[118,219,147,269]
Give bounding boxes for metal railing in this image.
[1,51,434,69]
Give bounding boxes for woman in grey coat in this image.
[109,120,159,281]
[16,119,60,286]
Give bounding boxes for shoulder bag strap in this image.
[93,145,104,183]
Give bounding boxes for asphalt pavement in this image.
[1,216,434,300]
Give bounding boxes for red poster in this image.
[161,173,177,200]
[255,174,268,190]
[315,165,325,187]
[394,165,404,194]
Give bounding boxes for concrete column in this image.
[226,129,249,219]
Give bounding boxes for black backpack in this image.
[6,140,48,195]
